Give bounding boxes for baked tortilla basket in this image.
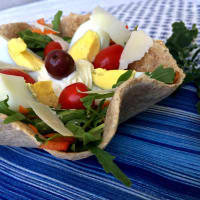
[0,17,185,160]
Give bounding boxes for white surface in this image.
[0,0,143,24]
[0,0,41,10]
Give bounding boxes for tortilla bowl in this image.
[0,19,185,160]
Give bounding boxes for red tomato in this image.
[93,44,123,70]
[0,69,36,84]
[58,82,89,109]
[44,41,62,57]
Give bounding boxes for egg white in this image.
[0,36,17,65]
[70,20,110,50]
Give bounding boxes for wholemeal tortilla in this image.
[0,14,185,160]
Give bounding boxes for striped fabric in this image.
[0,0,200,199]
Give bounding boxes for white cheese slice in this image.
[0,74,73,136]
[119,31,153,69]
[90,6,131,46]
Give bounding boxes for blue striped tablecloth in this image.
[0,0,200,199]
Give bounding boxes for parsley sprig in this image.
[166,21,200,113]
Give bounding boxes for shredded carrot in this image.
[18,105,29,115]
[37,18,45,25]
[40,140,71,151]
[174,71,179,83]
[28,124,39,134]
[32,28,57,35]
[40,133,75,151]
[102,100,110,109]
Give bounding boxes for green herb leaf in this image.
[81,92,114,110]
[145,65,175,84]
[33,109,86,134]
[35,134,46,143]
[112,70,133,88]
[166,21,200,113]
[0,97,14,116]
[18,30,52,49]
[52,10,63,31]
[90,147,132,187]
[63,36,72,43]
[0,98,26,124]
[3,113,25,124]
[66,120,101,145]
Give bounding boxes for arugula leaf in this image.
[81,92,114,110]
[112,70,133,88]
[52,10,63,31]
[3,113,25,124]
[66,120,101,145]
[63,36,72,43]
[18,30,52,49]
[33,109,86,134]
[0,98,26,124]
[90,147,132,187]
[145,65,175,84]
[0,97,15,116]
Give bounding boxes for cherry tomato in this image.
[0,69,36,84]
[44,41,62,57]
[58,82,89,109]
[93,44,123,70]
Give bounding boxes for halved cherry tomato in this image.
[0,69,36,84]
[58,82,89,109]
[44,41,62,57]
[93,44,123,70]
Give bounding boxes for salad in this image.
[0,7,187,186]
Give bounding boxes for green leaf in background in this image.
[90,147,132,187]
[52,10,63,31]
[145,65,175,84]
[112,70,133,88]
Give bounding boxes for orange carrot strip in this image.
[43,29,57,35]
[174,71,179,83]
[18,105,29,115]
[37,18,45,25]
[32,28,57,35]
[40,141,70,151]
[31,28,45,34]
[102,100,110,109]
[28,124,39,134]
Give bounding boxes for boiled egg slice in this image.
[0,35,17,65]
[69,20,110,50]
